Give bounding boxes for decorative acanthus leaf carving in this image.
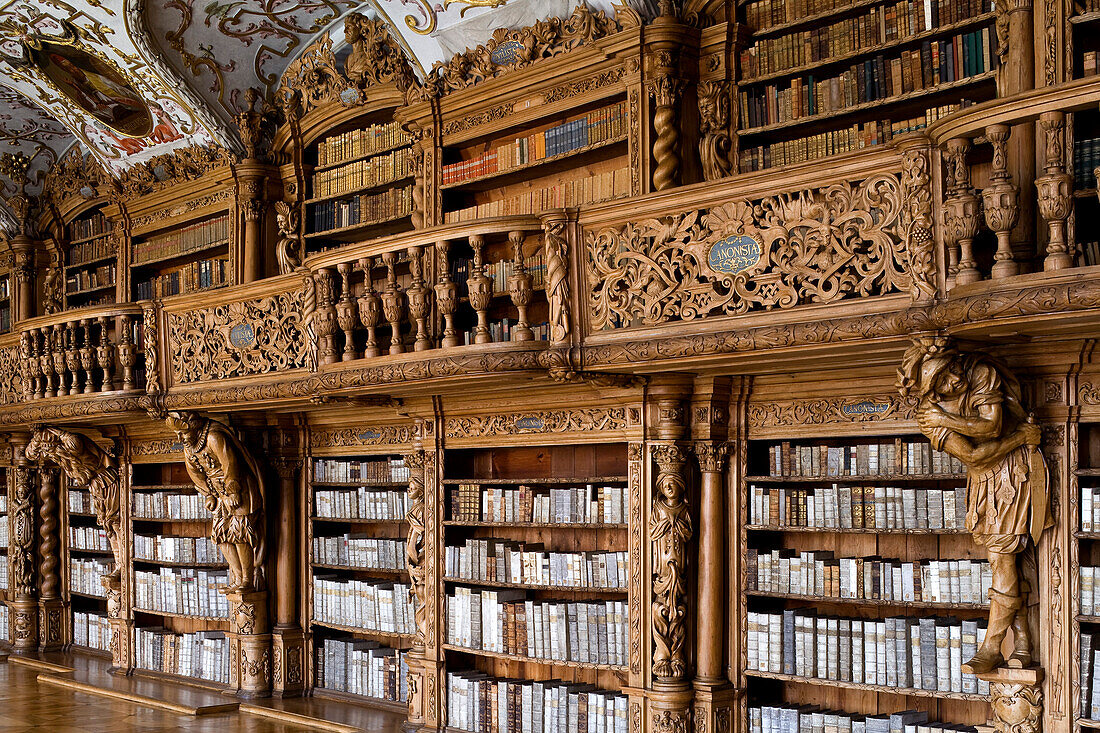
[11,465,35,597]
[586,174,907,330]
[900,146,937,299]
[405,451,429,647]
[651,444,691,681]
[444,407,639,438]
[312,425,413,448]
[748,394,917,429]
[117,145,233,198]
[697,80,732,182]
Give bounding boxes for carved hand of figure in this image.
[205,497,217,512]
[1020,420,1041,446]
[225,491,240,509]
[917,404,948,432]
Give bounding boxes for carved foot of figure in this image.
[963,589,1019,674]
[1009,611,1033,668]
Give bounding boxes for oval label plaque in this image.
[358,430,382,441]
[706,234,762,275]
[841,400,891,416]
[229,323,255,349]
[515,415,544,431]
[490,39,524,66]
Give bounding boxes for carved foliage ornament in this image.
[900,147,937,299]
[118,145,232,198]
[444,407,639,438]
[748,394,917,429]
[586,175,908,330]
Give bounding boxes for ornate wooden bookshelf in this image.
[63,205,117,310]
[130,210,232,301]
[62,478,111,656]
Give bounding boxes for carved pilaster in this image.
[405,450,428,649]
[1036,111,1073,271]
[898,137,937,300]
[651,443,691,681]
[982,125,1020,279]
[649,69,684,191]
[271,628,305,697]
[141,303,161,394]
[104,576,132,673]
[271,455,303,696]
[10,460,36,652]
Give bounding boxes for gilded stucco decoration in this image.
[586,175,908,330]
[166,284,310,385]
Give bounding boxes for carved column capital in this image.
[692,441,728,473]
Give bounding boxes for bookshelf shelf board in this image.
[745,524,968,535]
[1074,531,1100,539]
[742,12,995,85]
[441,643,628,672]
[1079,719,1100,730]
[133,608,229,622]
[66,253,117,271]
[1076,468,1100,476]
[1077,615,1100,623]
[68,547,114,556]
[68,511,98,519]
[1072,10,1100,23]
[131,516,210,523]
[68,590,107,600]
[65,283,115,298]
[740,71,996,136]
[132,558,228,569]
[310,516,407,525]
[68,643,111,659]
[441,135,628,193]
[750,0,892,37]
[130,240,228,270]
[311,480,409,488]
[310,563,408,576]
[131,484,195,492]
[746,590,988,610]
[443,576,627,595]
[310,620,415,644]
[745,473,966,483]
[305,174,414,206]
[311,686,409,714]
[304,212,413,241]
[443,476,628,485]
[68,231,111,246]
[311,141,413,174]
[443,520,627,530]
[745,670,990,701]
[1075,189,1098,199]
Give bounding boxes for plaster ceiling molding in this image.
[142,0,362,124]
[0,0,228,174]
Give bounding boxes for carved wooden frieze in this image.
[130,189,233,232]
[130,439,185,457]
[586,175,908,330]
[167,284,309,385]
[312,425,413,449]
[748,394,916,429]
[444,406,641,438]
[118,145,232,199]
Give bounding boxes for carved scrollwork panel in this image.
[444,407,640,438]
[312,425,413,448]
[748,394,917,430]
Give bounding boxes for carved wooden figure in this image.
[273,201,303,275]
[898,337,1052,674]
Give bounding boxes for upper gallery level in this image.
[0,0,1095,423]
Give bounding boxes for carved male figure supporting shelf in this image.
[164,411,267,593]
[898,337,1051,675]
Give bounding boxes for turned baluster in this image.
[61,324,78,396]
[19,331,32,401]
[381,251,405,355]
[507,230,534,341]
[435,241,459,348]
[335,263,358,361]
[117,314,136,391]
[37,328,51,398]
[943,138,982,287]
[96,316,115,391]
[357,257,382,358]
[407,245,431,352]
[467,235,493,344]
[1036,111,1074,271]
[982,125,1020,279]
[79,318,96,393]
[313,268,339,365]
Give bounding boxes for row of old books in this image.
[311,576,415,633]
[745,0,990,32]
[134,256,229,300]
[1080,632,1100,719]
[0,276,9,301]
[740,104,964,171]
[0,558,8,590]
[313,488,408,520]
[0,304,11,334]
[310,185,412,234]
[446,671,629,733]
[0,605,7,642]
[1074,136,1100,191]
[70,212,109,242]
[748,610,992,694]
[0,493,7,512]
[70,558,113,597]
[315,638,408,702]
[749,550,992,604]
[1080,241,1100,268]
[1080,566,1100,615]
[447,253,547,296]
[449,483,628,525]
[132,490,206,520]
[313,457,410,484]
[135,627,229,684]
[447,588,628,666]
[741,29,994,129]
[766,440,963,477]
[750,706,987,733]
[312,147,412,200]
[73,610,110,651]
[68,235,114,267]
[312,534,406,569]
[444,168,631,224]
[1082,487,1100,531]
[65,262,115,295]
[445,539,627,590]
[742,0,993,79]
[134,567,230,618]
[67,489,93,514]
[442,101,627,186]
[0,520,7,547]
[134,534,220,565]
[69,524,112,552]
[316,121,412,168]
[133,214,229,266]
[463,319,551,345]
[749,485,967,530]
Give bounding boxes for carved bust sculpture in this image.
[898,337,1051,673]
[164,410,266,592]
[274,201,302,275]
[26,427,122,581]
[343,13,379,84]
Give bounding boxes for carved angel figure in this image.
[898,337,1052,673]
[42,263,62,315]
[26,427,122,581]
[165,411,266,592]
[274,201,303,274]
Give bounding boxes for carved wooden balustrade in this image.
[18,304,147,401]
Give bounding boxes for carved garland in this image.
[312,425,413,448]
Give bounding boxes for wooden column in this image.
[9,438,36,652]
[272,457,305,697]
[998,0,1036,266]
[10,236,33,324]
[236,163,268,284]
[37,466,63,651]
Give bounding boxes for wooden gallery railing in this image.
[18,304,148,400]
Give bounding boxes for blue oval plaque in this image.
[229,323,255,348]
[706,234,762,275]
[491,39,524,66]
[170,441,185,451]
[515,415,544,431]
[358,430,382,441]
[841,400,890,416]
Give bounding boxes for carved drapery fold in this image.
[543,218,572,344]
[651,444,691,681]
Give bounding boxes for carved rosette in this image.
[405,450,428,648]
[651,444,691,681]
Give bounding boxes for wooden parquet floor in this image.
[0,656,406,732]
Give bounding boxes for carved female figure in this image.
[274,201,303,275]
[165,411,266,592]
[650,444,691,680]
[898,337,1051,673]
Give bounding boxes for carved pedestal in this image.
[227,590,272,698]
[405,652,444,733]
[692,683,734,733]
[650,681,694,732]
[271,626,306,697]
[38,598,63,651]
[11,598,37,653]
[977,666,1043,733]
[104,577,131,673]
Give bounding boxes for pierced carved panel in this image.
[444,407,641,438]
[0,344,23,405]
